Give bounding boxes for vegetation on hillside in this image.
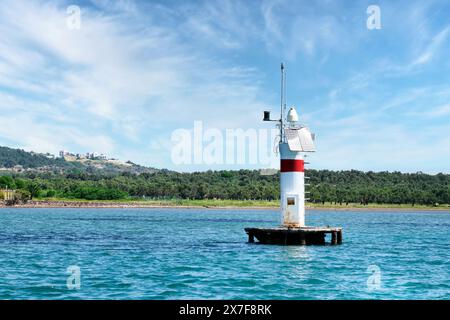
[1,169,449,206]
[1,145,448,206]
[0,145,157,174]
[0,146,75,169]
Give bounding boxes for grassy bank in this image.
[17,198,450,210]
[307,202,450,211]
[34,198,280,208]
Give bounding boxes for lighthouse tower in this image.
[266,63,315,227]
[245,63,342,245]
[280,138,306,227]
[279,110,316,227]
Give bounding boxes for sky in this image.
[0,0,450,173]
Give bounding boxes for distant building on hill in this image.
[59,150,109,162]
[13,165,23,172]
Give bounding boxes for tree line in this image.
[1,169,449,205]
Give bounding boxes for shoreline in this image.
[1,200,449,211]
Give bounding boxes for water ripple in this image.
[0,208,449,299]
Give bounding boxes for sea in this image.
[0,208,449,299]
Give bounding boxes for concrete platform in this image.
[244,227,343,245]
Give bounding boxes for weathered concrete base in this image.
[244,227,343,245]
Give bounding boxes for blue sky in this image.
[0,0,450,173]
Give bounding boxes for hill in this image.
[0,145,449,206]
[0,146,71,169]
[0,146,158,175]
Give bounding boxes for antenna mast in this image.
[280,63,286,142]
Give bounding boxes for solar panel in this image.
[286,129,303,151]
[298,127,315,152]
[285,128,316,152]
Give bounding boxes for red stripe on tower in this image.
[280,159,304,172]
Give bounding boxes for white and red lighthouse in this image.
[245,63,342,245]
[263,64,315,228]
[280,140,306,227]
[279,112,315,227]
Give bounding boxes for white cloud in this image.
[0,0,268,165]
[0,0,449,174]
[0,113,115,155]
[413,26,450,65]
[261,0,355,60]
[412,104,450,118]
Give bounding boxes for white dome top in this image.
[287,107,299,122]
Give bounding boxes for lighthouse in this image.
[279,110,315,228]
[264,63,315,228]
[245,64,343,245]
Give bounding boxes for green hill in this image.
[0,145,157,174]
[0,145,449,206]
[0,146,75,169]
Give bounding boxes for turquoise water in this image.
[0,208,449,300]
